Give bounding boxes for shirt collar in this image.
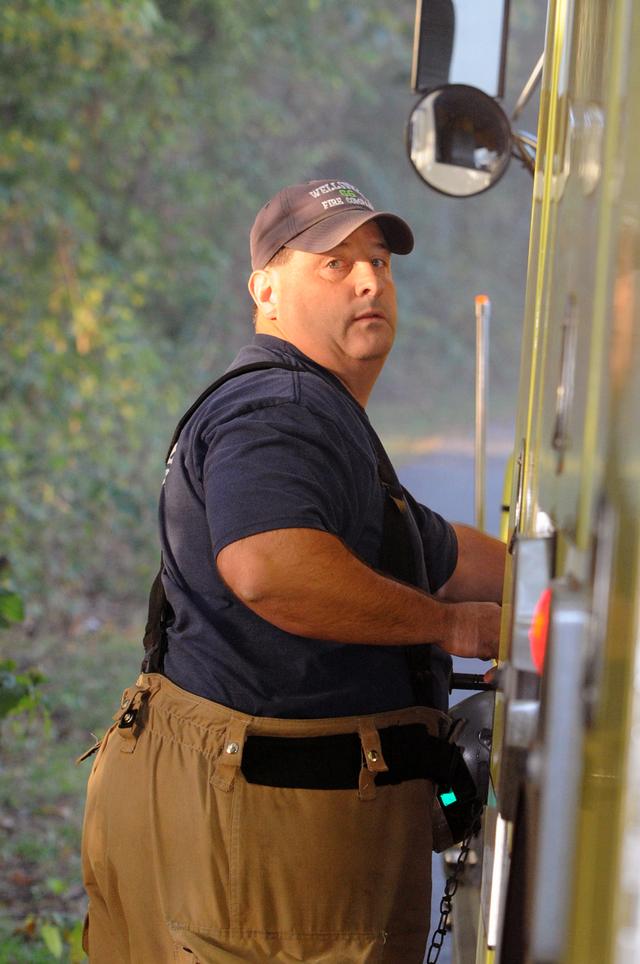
[250,334,366,414]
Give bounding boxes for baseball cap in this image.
[250,179,414,269]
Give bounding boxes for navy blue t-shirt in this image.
[160,335,457,718]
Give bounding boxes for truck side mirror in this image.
[407,83,512,197]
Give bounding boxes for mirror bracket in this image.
[512,130,537,176]
[511,52,545,124]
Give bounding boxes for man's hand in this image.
[217,527,500,660]
[445,601,502,660]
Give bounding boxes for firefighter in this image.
[81,179,504,963]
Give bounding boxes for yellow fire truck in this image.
[408,2,640,961]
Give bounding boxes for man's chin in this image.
[348,334,394,362]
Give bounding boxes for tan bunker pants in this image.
[81,673,445,963]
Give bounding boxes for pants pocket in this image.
[230,777,433,942]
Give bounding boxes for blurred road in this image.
[397,447,510,964]
[399,449,509,537]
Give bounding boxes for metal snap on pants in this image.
[81,672,446,963]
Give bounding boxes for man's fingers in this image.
[445,601,501,660]
[477,602,501,659]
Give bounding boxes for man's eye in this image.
[372,257,388,268]
[326,259,343,269]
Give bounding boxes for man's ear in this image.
[248,270,277,318]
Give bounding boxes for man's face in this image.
[267,220,397,375]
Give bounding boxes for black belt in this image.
[241,723,467,791]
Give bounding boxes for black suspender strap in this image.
[163,361,306,462]
[367,432,435,706]
[142,361,302,674]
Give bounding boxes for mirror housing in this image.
[411,0,511,98]
[407,84,512,197]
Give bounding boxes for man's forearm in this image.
[217,527,500,660]
[437,524,506,603]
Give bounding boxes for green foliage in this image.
[0,0,418,623]
[0,659,47,721]
[0,915,86,962]
[1,0,545,623]
[36,917,85,961]
[0,561,47,724]
[0,558,24,629]
[0,628,139,961]
[0,589,24,628]
[1,0,185,622]
[39,923,63,959]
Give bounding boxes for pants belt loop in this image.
[357,718,388,802]
[211,717,250,792]
[114,686,152,754]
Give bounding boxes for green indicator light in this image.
[440,790,457,807]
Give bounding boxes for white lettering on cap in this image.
[308,181,371,202]
[345,196,374,209]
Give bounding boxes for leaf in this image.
[0,588,24,627]
[0,672,28,718]
[40,922,64,959]
[45,876,67,896]
[15,913,38,938]
[0,662,47,720]
[67,918,88,962]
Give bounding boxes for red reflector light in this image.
[529,587,552,674]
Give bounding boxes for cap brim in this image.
[284,210,414,257]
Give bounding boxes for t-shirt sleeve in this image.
[201,402,364,557]
[402,487,458,592]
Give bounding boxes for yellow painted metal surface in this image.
[476,0,640,960]
[564,0,640,959]
[475,1,568,956]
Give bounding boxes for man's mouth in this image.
[353,309,385,322]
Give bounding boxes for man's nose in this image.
[353,262,383,297]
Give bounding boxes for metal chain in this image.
[426,813,481,964]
